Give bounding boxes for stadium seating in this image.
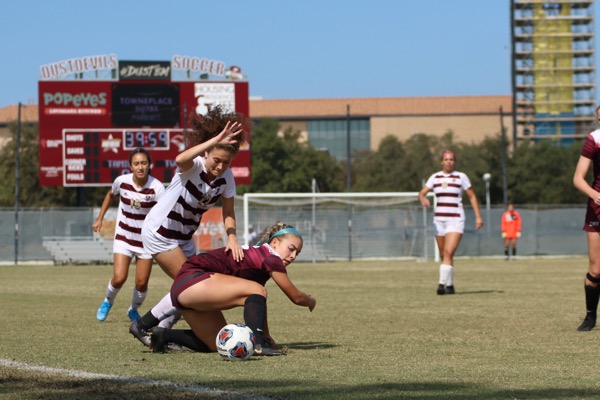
[42,236,113,264]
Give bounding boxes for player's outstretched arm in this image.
[271,271,316,311]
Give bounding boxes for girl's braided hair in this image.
[256,222,300,245]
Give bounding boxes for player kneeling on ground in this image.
[145,222,316,356]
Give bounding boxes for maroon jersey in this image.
[581,130,600,232]
[182,244,287,285]
[170,244,287,308]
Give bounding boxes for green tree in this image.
[509,140,581,204]
[242,118,344,193]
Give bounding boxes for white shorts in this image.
[113,239,152,260]
[433,219,465,236]
[141,227,197,259]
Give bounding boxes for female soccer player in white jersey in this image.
[93,148,165,322]
[130,106,250,344]
[418,149,483,295]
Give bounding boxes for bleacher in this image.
[42,235,113,264]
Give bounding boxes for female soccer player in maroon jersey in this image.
[418,149,483,295]
[573,105,600,331]
[148,222,316,356]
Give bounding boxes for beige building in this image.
[0,95,513,157]
[250,95,513,155]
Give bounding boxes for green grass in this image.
[1,257,599,399]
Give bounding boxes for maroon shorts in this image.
[170,265,214,309]
[584,201,600,232]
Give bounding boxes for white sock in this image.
[104,281,120,303]
[150,292,178,321]
[158,310,182,329]
[446,265,455,286]
[439,264,452,285]
[131,288,147,310]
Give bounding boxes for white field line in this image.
[0,358,271,400]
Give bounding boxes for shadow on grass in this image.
[454,290,505,295]
[282,341,337,350]
[6,371,600,400]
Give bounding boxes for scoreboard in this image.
[62,129,182,186]
[39,63,250,187]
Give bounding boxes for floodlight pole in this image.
[483,173,491,234]
[500,106,508,206]
[346,104,352,262]
[14,102,21,266]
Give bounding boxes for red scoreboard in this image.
[39,68,250,186]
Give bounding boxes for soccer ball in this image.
[216,323,255,360]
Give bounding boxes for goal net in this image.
[241,192,432,262]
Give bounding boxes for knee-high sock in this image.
[131,288,147,310]
[584,284,600,317]
[439,264,452,285]
[104,281,120,303]
[244,294,267,344]
[165,329,211,353]
[139,292,176,330]
[446,265,455,286]
[158,310,181,329]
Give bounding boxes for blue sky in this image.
[0,1,594,108]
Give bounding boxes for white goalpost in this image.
[242,192,434,263]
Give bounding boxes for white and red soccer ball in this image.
[216,323,255,360]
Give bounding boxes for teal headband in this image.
[269,227,302,241]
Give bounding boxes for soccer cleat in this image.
[150,327,169,353]
[129,320,151,347]
[127,308,141,322]
[253,343,286,356]
[436,284,446,295]
[445,286,455,295]
[577,316,596,332]
[96,300,112,321]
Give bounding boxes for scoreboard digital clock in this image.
[124,130,170,150]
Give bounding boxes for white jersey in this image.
[424,170,471,221]
[112,173,164,254]
[143,155,236,246]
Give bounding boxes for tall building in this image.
[511,0,596,144]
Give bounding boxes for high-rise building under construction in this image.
[511,0,595,144]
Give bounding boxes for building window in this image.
[307,119,370,161]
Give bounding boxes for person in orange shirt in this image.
[501,203,522,260]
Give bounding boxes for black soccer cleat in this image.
[445,285,455,295]
[577,316,596,332]
[436,284,446,295]
[150,327,169,353]
[129,320,151,347]
[253,343,286,356]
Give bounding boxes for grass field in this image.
[1,257,600,399]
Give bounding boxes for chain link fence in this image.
[0,204,588,264]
